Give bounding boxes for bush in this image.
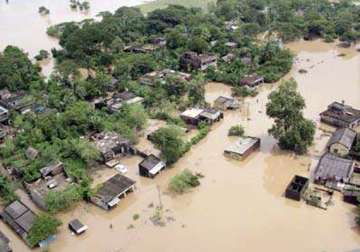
[169,169,200,194]
[228,125,244,136]
[232,86,257,98]
[27,214,61,247]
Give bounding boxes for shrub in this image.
[27,214,61,247]
[232,86,258,98]
[228,125,244,136]
[169,169,200,194]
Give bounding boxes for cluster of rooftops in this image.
[285,101,360,207]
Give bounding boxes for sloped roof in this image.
[314,153,354,181]
[139,154,164,171]
[94,174,135,204]
[327,128,356,150]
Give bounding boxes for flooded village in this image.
[1,1,360,252]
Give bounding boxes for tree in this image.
[27,214,61,247]
[45,185,83,213]
[0,46,42,91]
[188,36,209,54]
[150,126,185,164]
[266,79,315,154]
[0,175,18,205]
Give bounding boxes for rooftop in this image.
[321,102,360,124]
[225,137,260,156]
[139,154,164,171]
[94,174,136,204]
[327,127,356,150]
[181,108,204,119]
[91,132,131,154]
[1,200,37,238]
[314,153,354,181]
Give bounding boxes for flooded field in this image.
[0,0,149,75]
[1,40,359,252]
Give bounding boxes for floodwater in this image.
[0,27,360,252]
[2,40,358,252]
[0,0,149,75]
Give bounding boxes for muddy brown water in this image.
[0,0,148,76]
[1,41,360,251]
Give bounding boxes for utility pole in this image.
[156,185,162,209]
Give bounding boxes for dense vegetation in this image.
[266,79,315,154]
[0,175,18,205]
[27,214,61,247]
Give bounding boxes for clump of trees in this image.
[27,214,61,247]
[266,79,315,154]
[150,126,185,164]
[38,6,50,15]
[0,175,18,205]
[70,0,90,11]
[0,46,42,91]
[35,50,50,61]
[228,125,245,136]
[45,184,85,213]
[169,169,200,194]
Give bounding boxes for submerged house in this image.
[180,52,217,71]
[90,174,136,210]
[139,154,166,178]
[221,53,236,63]
[0,105,9,123]
[106,91,144,113]
[285,175,309,201]
[0,92,33,114]
[91,132,134,163]
[139,69,191,87]
[224,136,261,160]
[151,37,167,47]
[224,20,239,31]
[327,128,356,157]
[68,219,88,235]
[214,96,240,110]
[24,162,70,210]
[225,42,238,49]
[180,108,223,126]
[320,102,360,131]
[0,201,39,247]
[314,153,354,186]
[124,44,158,53]
[240,74,264,88]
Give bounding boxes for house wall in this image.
[329,143,350,157]
[90,196,109,210]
